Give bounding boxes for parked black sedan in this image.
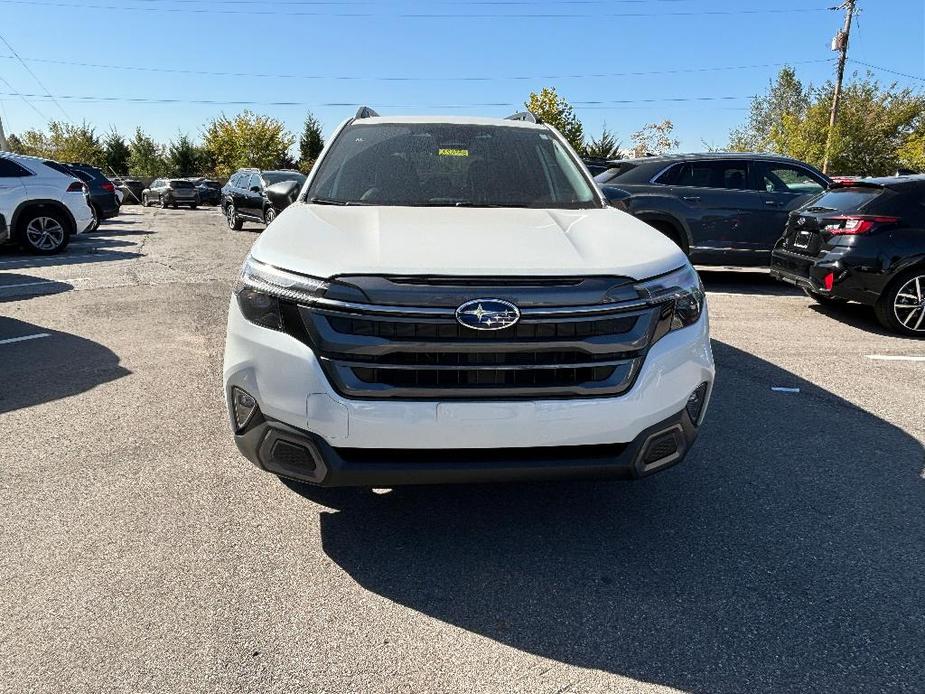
[770,176,925,336]
[596,153,830,266]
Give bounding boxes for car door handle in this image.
[682,196,701,202]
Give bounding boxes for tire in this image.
[264,207,277,225]
[803,288,847,305]
[160,196,170,209]
[190,204,198,210]
[226,205,243,231]
[649,221,689,256]
[18,210,71,255]
[142,194,148,207]
[874,269,925,337]
[171,201,178,209]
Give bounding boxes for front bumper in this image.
[223,297,714,486]
[233,405,700,486]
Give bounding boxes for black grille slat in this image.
[296,282,666,399]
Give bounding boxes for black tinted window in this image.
[760,163,824,194]
[0,159,31,177]
[806,187,883,212]
[673,161,751,190]
[263,171,306,186]
[595,163,637,185]
[308,122,598,208]
[170,179,194,189]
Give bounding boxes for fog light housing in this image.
[686,382,708,425]
[231,387,258,432]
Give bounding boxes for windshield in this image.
[306,122,599,208]
[264,171,306,186]
[170,180,195,188]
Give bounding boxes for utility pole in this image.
[822,0,856,174]
[0,114,9,152]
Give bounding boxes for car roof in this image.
[618,152,819,166]
[352,115,547,129]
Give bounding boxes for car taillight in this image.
[823,215,899,235]
[101,181,115,192]
[66,181,86,193]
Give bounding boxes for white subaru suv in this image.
[0,151,95,254]
[223,110,714,486]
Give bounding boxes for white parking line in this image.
[0,333,51,346]
[866,354,925,362]
[0,280,68,289]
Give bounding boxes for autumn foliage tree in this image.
[525,87,585,153]
[203,110,295,177]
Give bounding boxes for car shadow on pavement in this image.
[0,273,73,302]
[699,269,802,297]
[284,340,924,694]
[807,302,910,339]
[0,316,130,415]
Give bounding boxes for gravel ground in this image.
[1,206,922,694]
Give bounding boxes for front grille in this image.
[289,276,672,400]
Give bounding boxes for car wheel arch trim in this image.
[10,199,76,237]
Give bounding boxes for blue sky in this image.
[0,0,922,152]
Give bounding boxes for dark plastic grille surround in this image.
[287,276,671,400]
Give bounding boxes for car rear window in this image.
[806,187,884,212]
[594,163,637,185]
[170,180,195,188]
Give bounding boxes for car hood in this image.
[249,203,687,281]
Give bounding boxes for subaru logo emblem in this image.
[456,299,520,331]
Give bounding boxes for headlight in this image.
[635,264,705,332]
[234,255,328,330]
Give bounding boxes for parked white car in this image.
[223,110,714,487]
[0,152,95,254]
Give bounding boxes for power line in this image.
[0,32,69,120]
[0,54,833,83]
[849,58,925,82]
[0,73,48,120]
[0,1,835,18]
[0,88,751,108]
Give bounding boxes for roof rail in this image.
[505,111,538,124]
[355,106,380,119]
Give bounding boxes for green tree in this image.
[897,125,925,172]
[298,111,324,173]
[730,69,924,176]
[583,125,621,159]
[102,128,131,175]
[729,67,810,153]
[6,133,27,155]
[525,87,584,152]
[631,120,679,156]
[128,127,165,177]
[46,121,104,165]
[166,133,205,176]
[202,110,295,178]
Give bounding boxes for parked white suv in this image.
[0,152,95,254]
[223,110,714,486]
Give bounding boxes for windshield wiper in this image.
[308,196,369,206]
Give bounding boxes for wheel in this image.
[190,204,198,210]
[226,205,243,231]
[142,194,149,207]
[649,221,689,256]
[160,196,170,209]
[264,207,277,225]
[87,204,100,232]
[803,288,847,305]
[19,211,71,255]
[875,269,925,336]
[171,201,178,209]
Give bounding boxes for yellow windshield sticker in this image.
[438,148,469,157]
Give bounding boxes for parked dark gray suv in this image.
[596,153,830,266]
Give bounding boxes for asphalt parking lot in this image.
[1,206,922,694]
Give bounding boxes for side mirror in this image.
[250,185,261,193]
